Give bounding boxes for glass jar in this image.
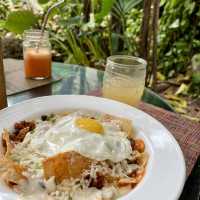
[103,55,147,106]
[23,29,52,79]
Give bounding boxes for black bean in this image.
[41,115,48,121]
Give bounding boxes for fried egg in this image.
[27,111,133,162]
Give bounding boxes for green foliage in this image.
[190,73,200,95]
[95,0,116,22]
[159,0,200,77]
[4,10,38,34]
[1,0,142,65]
[192,73,200,85]
[112,0,142,36]
[0,20,5,29]
[47,0,142,66]
[38,0,50,4]
[125,8,142,54]
[112,0,142,18]
[0,0,8,20]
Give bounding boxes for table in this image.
[6,62,200,200]
[7,62,104,105]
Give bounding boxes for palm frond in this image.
[112,0,142,19]
[95,0,116,22]
[124,0,142,13]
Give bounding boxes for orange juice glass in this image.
[23,30,52,79]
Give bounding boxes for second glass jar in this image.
[103,55,147,106]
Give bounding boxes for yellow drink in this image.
[103,77,145,106]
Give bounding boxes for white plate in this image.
[0,95,186,200]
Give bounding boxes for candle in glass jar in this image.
[24,48,51,79]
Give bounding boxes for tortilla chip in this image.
[102,114,135,138]
[42,151,92,183]
[60,111,71,116]
[136,152,148,167]
[118,178,137,186]
[0,159,26,187]
[2,129,14,158]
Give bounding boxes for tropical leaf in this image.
[4,10,37,34]
[169,19,180,29]
[95,0,116,22]
[124,0,142,13]
[38,0,49,4]
[175,83,189,95]
[91,0,98,12]
[165,94,188,114]
[112,0,142,24]
[170,0,182,8]
[112,0,124,19]
[84,36,106,60]
[66,16,82,26]
[160,0,167,6]
[0,20,5,29]
[192,73,200,85]
[50,37,71,54]
[157,72,166,81]
[111,33,124,53]
[65,29,90,66]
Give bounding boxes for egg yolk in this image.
[75,118,104,134]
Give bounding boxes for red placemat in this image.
[139,102,200,176]
[88,90,200,177]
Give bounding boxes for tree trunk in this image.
[152,0,160,89]
[83,0,91,22]
[139,0,152,61]
[0,38,7,109]
[139,0,160,88]
[139,0,152,86]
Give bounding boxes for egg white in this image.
[27,112,133,162]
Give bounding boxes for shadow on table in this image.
[179,155,200,200]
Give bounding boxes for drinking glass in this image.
[103,55,147,106]
[23,29,52,79]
